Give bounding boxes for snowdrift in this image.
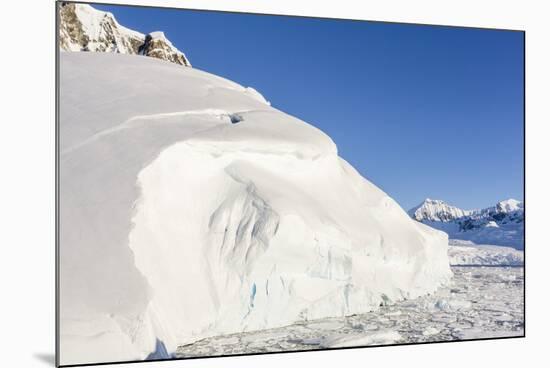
[59,52,452,365]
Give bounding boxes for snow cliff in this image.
[59,52,452,365]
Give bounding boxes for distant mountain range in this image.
[59,3,191,67]
[409,198,524,249]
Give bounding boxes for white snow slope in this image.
[59,52,452,365]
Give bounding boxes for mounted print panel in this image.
[56,1,525,366]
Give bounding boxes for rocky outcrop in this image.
[139,32,191,67]
[59,3,191,67]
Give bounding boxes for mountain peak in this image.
[408,198,468,222]
[495,198,523,213]
[59,3,191,67]
[422,198,446,205]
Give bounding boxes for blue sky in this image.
[95,3,524,211]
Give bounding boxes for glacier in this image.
[59,52,452,365]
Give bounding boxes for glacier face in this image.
[59,52,452,365]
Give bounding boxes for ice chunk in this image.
[59,52,452,365]
[320,330,403,348]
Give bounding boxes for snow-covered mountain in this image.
[409,198,524,249]
[59,51,451,365]
[59,3,191,66]
[408,198,472,222]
